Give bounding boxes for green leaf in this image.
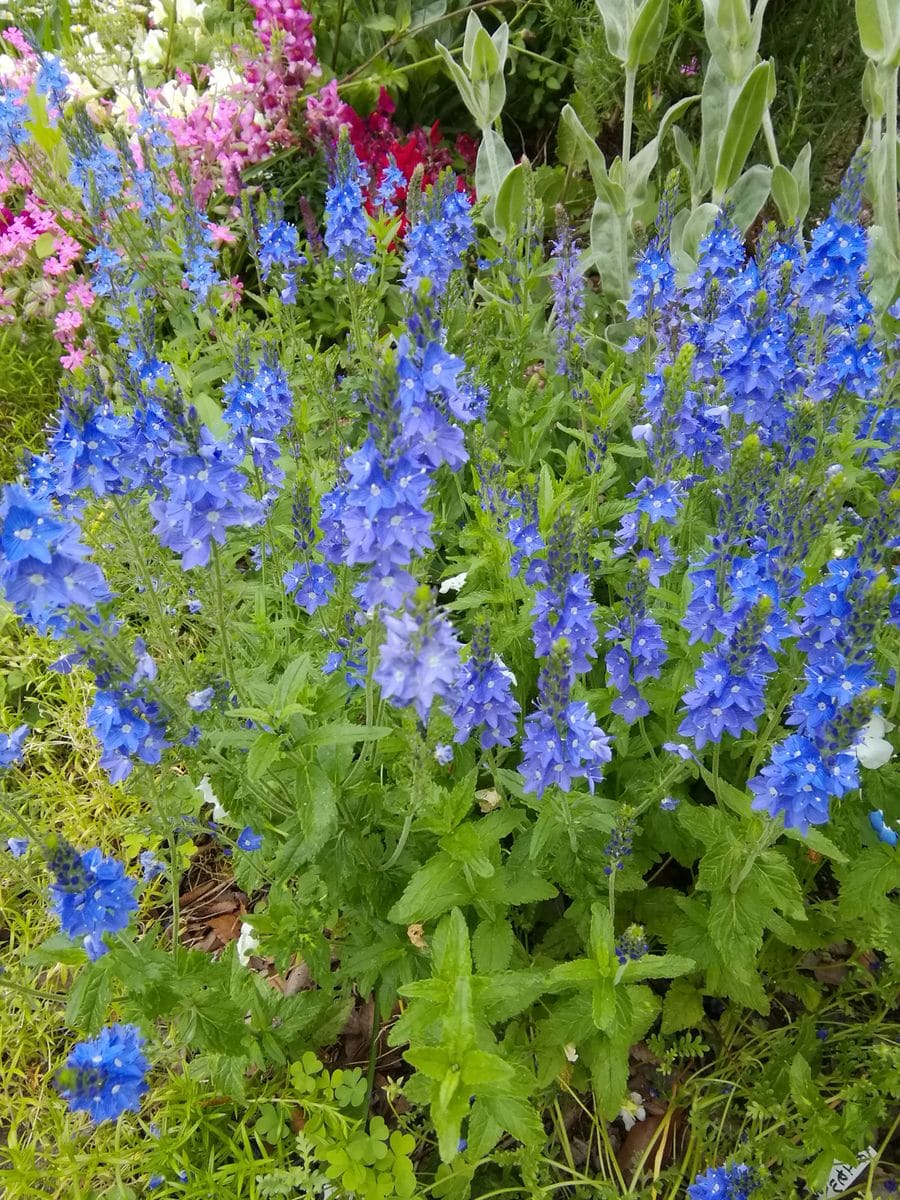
[839,845,900,920]
[66,960,112,1034]
[34,231,57,259]
[771,163,800,224]
[726,163,772,232]
[477,1091,544,1147]
[754,850,806,922]
[388,854,469,924]
[707,882,767,982]
[460,1048,513,1087]
[295,722,391,747]
[627,0,669,69]
[180,995,252,1055]
[855,0,885,61]
[470,26,500,81]
[432,908,472,982]
[661,978,704,1033]
[247,731,282,782]
[493,162,527,240]
[475,130,515,226]
[621,953,696,984]
[472,918,514,973]
[713,59,776,199]
[589,903,616,975]
[435,40,478,121]
[478,970,545,1023]
[559,104,609,191]
[272,654,312,713]
[594,0,629,61]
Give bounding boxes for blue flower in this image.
[519,640,612,799]
[88,688,170,783]
[324,134,375,282]
[140,851,165,882]
[148,432,264,569]
[283,561,335,614]
[404,181,475,299]
[868,810,898,847]
[448,623,520,750]
[549,220,585,378]
[0,723,29,768]
[36,56,69,102]
[237,826,263,852]
[374,592,461,723]
[748,734,857,834]
[0,87,28,157]
[434,743,454,766]
[46,838,138,959]
[257,203,303,303]
[7,837,29,857]
[687,1163,758,1200]
[223,349,293,488]
[0,482,111,635]
[187,687,215,713]
[56,1024,149,1123]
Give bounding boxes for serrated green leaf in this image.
[478,1090,544,1147]
[65,960,111,1033]
[246,730,282,781]
[839,845,900,920]
[472,918,514,973]
[661,978,704,1033]
[388,855,469,924]
[295,722,391,747]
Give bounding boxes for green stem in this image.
[111,497,191,690]
[211,544,244,705]
[365,986,381,1106]
[762,110,780,167]
[731,816,781,893]
[879,64,899,258]
[331,0,346,72]
[622,67,637,169]
[0,975,67,1003]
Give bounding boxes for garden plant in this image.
[0,1,898,1198]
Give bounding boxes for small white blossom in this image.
[197,775,230,822]
[439,572,468,594]
[618,1091,646,1132]
[563,1043,578,1062]
[856,715,895,770]
[236,922,259,966]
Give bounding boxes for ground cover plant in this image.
[0,1,898,1198]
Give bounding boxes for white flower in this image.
[856,715,895,770]
[207,61,243,97]
[150,0,206,26]
[236,922,259,967]
[197,775,230,822]
[563,1043,578,1063]
[136,28,167,67]
[618,1091,646,1132]
[157,78,202,118]
[439,572,468,594]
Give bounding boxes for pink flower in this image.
[60,347,87,371]
[66,280,95,309]
[208,222,236,245]
[2,27,34,57]
[54,308,84,338]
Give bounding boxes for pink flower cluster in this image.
[162,0,320,207]
[0,30,92,369]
